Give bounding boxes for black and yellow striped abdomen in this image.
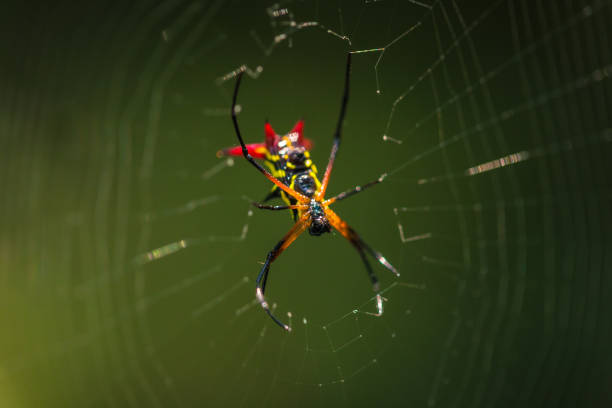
[263,137,322,220]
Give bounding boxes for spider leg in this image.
[261,187,281,203]
[231,72,309,204]
[256,212,311,331]
[325,207,399,277]
[317,53,352,200]
[260,215,308,288]
[324,173,387,206]
[351,237,380,292]
[251,202,307,211]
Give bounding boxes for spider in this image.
[222,53,399,331]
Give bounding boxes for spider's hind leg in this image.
[261,187,281,203]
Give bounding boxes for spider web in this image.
[1,0,611,407]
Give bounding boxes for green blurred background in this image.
[1,0,611,407]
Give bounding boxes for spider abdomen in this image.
[293,173,316,197]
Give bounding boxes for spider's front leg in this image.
[255,212,310,331]
[251,202,306,211]
[324,173,387,205]
[317,53,352,200]
[231,72,309,204]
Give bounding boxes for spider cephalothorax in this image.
[219,53,399,331]
[308,200,331,236]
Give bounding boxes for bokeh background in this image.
[1,0,611,407]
